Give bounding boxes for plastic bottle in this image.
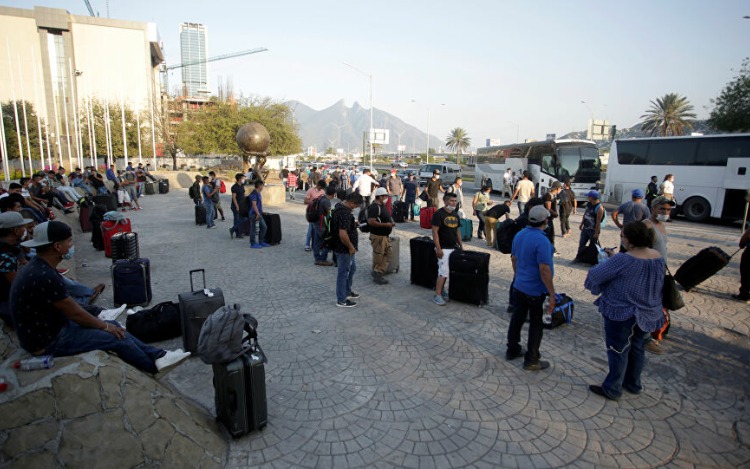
[542,297,552,325]
[0,377,7,392]
[13,355,55,371]
[597,247,609,265]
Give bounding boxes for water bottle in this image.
[0,377,7,392]
[597,247,609,265]
[14,355,55,371]
[542,297,552,325]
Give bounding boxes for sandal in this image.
[89,284,106,305]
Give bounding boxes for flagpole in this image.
[60,62,73,170]
[68,58,83,169]
[148,71,157,169]
[31,48,45,172]
[0,104,9,181]
[89,98,97,167]
[120,90,128,163]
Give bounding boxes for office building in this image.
[179,22,208,99]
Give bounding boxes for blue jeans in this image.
[64,277,94,305]
[72,178,94,195]
[507,288,545,365]
[306,223,313,248]
[601,316,647,398]
[96,186,108,195]
[312,221,329,262]
[476,210,486,236]
[577,229,596,257]
[44,319,164,373]
[517,201,527,215]
[249,213,267,245]
[335,251,356,303]
[204,201,215,228]
[231,205,245,236]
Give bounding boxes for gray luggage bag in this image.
[178,269,225,353]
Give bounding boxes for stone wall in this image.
[0,328,227,468]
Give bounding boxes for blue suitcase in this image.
[111,258,152,307]
[459,218,473,241]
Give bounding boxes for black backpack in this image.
[322,205,345,248]
[358,204,381,233]
[306,195,324,223]
[496,218,521,254]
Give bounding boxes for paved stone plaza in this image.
[74,185,750,468]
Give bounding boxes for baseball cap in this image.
[631,188,644,198]
[528,205,550,224]
[585,190,600,199]
[374,187,388,197]
[21,221,72,248]
[650,196,676,208]
[0,211,27,229]
[550,181,562,190]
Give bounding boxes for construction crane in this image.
[82,0,99,16]
[161,47,268,97]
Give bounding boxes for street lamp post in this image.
[581,100,594,139]
[343,62,373,170]
[412,100,444,165]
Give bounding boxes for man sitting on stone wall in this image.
[10,221,190,374]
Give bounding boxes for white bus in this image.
[475,139,602,201]
[604,134,750,222]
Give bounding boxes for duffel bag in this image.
[125,301,182,343]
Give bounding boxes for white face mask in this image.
[434,175,440,179]
[656,214,669,222]
[444,205,455,212]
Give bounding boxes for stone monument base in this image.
[260,184,285,207]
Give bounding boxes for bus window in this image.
[542,154,555,175]
[617,141,649,164]
[648,140,696,165]
[695,138,750,166]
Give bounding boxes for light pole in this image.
[343,62,373,169]
[581,100,595,139]
[411,100,444,165]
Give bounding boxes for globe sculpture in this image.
[236,122,271,181]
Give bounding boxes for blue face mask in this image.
[62,246,75,260]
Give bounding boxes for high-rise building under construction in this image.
[179,22,208,99]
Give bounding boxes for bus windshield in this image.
[557,145,600,183]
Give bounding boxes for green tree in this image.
[640,93,696,136]
[81,99,142,164]
[708,58,750,132]
[445,127,471,165]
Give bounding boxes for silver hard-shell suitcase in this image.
[178,269,225,353]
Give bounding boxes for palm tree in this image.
[445,127,471,165]
[640,93,697,136]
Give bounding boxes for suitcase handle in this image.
[189,269,207,292]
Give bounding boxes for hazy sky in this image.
[5,0,749,147]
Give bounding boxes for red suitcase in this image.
[101,219,132,257]
[420,207,436,229]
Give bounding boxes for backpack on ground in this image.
[306,195,325,223]
[197,304,266,365]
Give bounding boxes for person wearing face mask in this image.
[431,192,464,306]
[642,196,676,354]
[425,170,445,208]
[472,185,493,241]
[0,212,28,327]
[10,221,191,374]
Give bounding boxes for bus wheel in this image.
[681,197,710,222]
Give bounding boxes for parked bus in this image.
[475,139,602,201]
[604,134,750,222]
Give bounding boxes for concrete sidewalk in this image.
[74,187,750,468]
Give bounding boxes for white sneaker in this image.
[155,349,191,372]
[131,306,145,312]
[99,304,127,321]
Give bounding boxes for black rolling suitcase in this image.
[195,204,206,225]
[144,181,155,195]
[213,346,268,438]
[112,258,152,307]
[392,201,407,223]
[178,269,225,353]
[110,232,140,263]
[79,204,92,233]
[674,246,737,292]
[94,193,118,212]
[410,236,438,289]
[448,250,490,306]
[262,213,282,245]
[90,204,107,250]
[158,179,169,194]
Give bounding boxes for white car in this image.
[397,161,408,168]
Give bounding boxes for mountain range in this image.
[289,99,714,154]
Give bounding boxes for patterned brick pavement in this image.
[76,187,750,468]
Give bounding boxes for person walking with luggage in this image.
[331,192,363,307]
[510,171,535,215]
[472,185,493,241]
[387,170,404,204]
[230,173,246,239]
[11,221,191,374]
[401,173,419,222]
[304,180,327,252]
[484,200,512,247]
[612,189,651,251]
[506,205,556,371]
[432,192,464,306]
[575,190,605,261]
[248,180,270,249]
[558,180,577,237]
[189,175,203,206]
[368,187,396,285]
[584,221,666,400]
[732,226,750,303]
[425,170,445,208]
[209,172,226,222]
[642,195,676,354]
[201,176,217,229]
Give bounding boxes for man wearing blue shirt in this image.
[506,205,556,371]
